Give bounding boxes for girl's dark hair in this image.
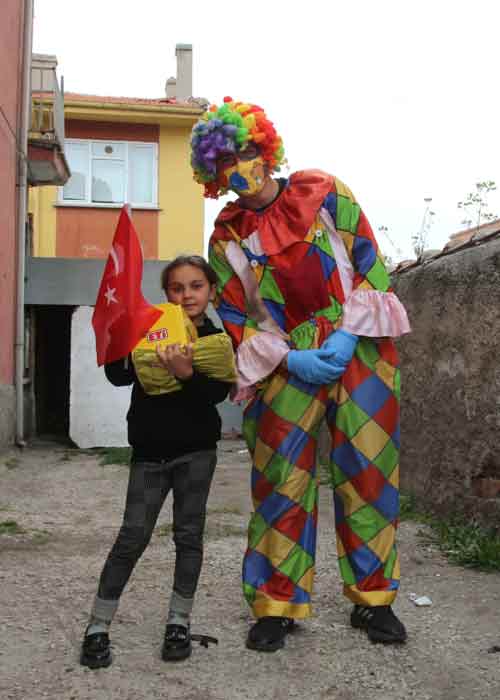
[161,255,217,292]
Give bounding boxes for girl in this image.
[80,255,232,667]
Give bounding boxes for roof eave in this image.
[63,97,204,117]
[64,101,203,126]
[33,95,205,126]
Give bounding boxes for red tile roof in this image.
[446,218,500,248]
[392,218,500,274]
[32,91,208,111]
[63,92,196,107]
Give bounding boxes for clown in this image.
[191,98,411,651]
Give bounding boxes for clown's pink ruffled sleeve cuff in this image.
[341,289,411,338]
[230,332,290,402]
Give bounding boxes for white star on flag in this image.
[104,285,118,305]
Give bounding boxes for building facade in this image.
[30,84,205,261]
[26,46,217,446]
[0,1,70,448]
[0,0,25,446]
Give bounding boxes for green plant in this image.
[99,447,132,466]
[412,198,435,258]
[458,181,497,229]
[205,522,246,540]
[425,519,500,571]
[0,520,25,535]
[207,505,243,516]
[4,457,20,470]
[31,528,51,545]
[378,225,404,267]
[156,523,173,537]
[399,492,430,522]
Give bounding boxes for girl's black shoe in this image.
[246,616,295,652]
[351,605,407,643]
[162,624,192,661]
[80,630,112,669]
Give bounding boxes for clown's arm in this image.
[321,179,411,339]
[209,227,290,401]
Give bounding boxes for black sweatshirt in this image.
[104,317,231,463]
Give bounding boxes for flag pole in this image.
[123,202,131,369]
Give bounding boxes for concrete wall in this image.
[26,257,243,445]
[392,237,500,523]
[0,0,24,446]
[70,306,130,447]
[69,305,242,448]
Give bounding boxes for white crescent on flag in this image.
[109,245,121,277]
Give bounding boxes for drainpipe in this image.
[15,0,34,446]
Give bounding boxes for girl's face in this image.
[165,264,215,326]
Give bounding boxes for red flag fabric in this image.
[92,206,162,366]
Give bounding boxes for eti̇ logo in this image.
[147,328,168,343]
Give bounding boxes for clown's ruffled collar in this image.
[215,169,334,256]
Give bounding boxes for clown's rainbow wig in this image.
[190,97,285,198]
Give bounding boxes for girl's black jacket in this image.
[104,318,231,464]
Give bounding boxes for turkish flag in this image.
[92,206,162,366]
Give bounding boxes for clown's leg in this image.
[242,371,327,621]
[327,337,401,609]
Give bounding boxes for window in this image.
[61,139,158,207]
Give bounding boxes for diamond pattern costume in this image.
[209,169,410,618]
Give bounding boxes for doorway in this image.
[34,305,74,440]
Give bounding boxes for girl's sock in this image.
[167,590,194,628]
[86,596,119,636]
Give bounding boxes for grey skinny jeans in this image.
[96,450,217,601]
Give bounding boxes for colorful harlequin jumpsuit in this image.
[208,170,411,619]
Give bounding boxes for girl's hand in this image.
[156,343,194,380]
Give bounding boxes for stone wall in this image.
[392,235,500,524]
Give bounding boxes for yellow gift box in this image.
[131,303,237,395]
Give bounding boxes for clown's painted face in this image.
[216,144,267,196]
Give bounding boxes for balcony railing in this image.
[28,59,70,186]
[30,72,65,148]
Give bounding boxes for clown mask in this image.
[220,155,267,196]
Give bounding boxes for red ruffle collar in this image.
[215,169,334,255]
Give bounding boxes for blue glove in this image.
[287,349,345,385]
[321,329,358,363]
[319,329,359,380]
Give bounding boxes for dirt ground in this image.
[1,440,500,700]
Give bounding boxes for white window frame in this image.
[58,138,159,209]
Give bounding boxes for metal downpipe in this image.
[15,0,34,446]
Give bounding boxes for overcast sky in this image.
[34,0,500,260]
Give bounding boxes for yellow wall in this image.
[29,186,57,257]
[158,125,204,259]
[31,119,204,261]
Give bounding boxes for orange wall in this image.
[56,120,160,259]
[65,119,159,142]
[56,208,158,259]
[0,0,24,384]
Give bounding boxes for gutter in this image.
[34,95,205,119]
[15,0,34,446]
[65,99,205,117]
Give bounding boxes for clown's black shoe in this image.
[246,616,295,652]
[351,605,407,644]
